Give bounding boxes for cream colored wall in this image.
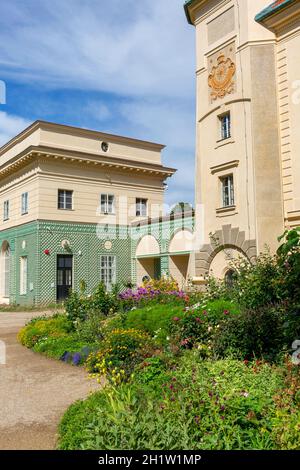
[0,168,39,230]
[39,128,163,166]
[209,246,247,278]
[194,0,284,255]
[37,159,165,225]
[275,20,300,228]
[136,258,155,285]
[169,255,190,289]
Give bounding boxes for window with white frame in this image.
[20,256,28,295]
[21,192,28,215]
[58,190,73,210]
[221,174,235,207]
[3,200,9,221]
[100,255,116,291]
[100,194,115,214]
[136,198,147,217]
[220,113,231,140]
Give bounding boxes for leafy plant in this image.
[18,314,72,348]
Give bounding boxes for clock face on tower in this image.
[208,54,236,101]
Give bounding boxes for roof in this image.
[184,0,198,25]
[255,0,296,23]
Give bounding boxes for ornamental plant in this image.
[86,328,154,384]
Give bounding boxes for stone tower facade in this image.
[185,0,300,280]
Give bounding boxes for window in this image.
[20,256,28,295]
[21,192,28,215]
[220,113,231,140]
[221,175,235,207]
[100,194,115,214]
[58,190,73,210]
[3,200,9,221]
[136,198,147,217]
[100,255,116,291]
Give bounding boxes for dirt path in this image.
[0,311,99,450]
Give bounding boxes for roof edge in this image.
[0,120,166,157]
[255,0,296,23]
[184,0,195,25]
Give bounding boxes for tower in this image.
[184,0,300,280]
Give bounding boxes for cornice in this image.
[0,146,176,180]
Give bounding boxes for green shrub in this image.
[86,328,154,384]
[75,309,105,343]
[65,290,91,324]
[92,283,119,316]
[18,314,72,348]
[58,355,293,450]
[33,334,92,360]
[213,304,286,361]
[121,304,184,342]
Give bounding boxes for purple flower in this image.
[60,351,71,362]
[173,317,180,322]
[72,353,81,366]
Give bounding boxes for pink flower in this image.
[173,317,180,322]
[224,310,230,315]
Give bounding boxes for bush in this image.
[18,314,72,349]
[86,328,154,384]
[65,290,91,324]
[92,283,119,316]
[33,334,94,361]
[75,309,105,343]
[213,304,286,361]
[120,304,184,343]
[58,354,293,450]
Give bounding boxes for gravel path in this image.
[0,311,98,450]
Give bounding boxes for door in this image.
[57,255,73,301]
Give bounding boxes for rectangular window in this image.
[100,194,115,214]
[220,113,231,140]
[3,200,9,221]
[136,198,147,217]
[58,190,73,210]
[20,256,28,295]
[21,192,29,215]
[100,255,116,292]
[221,175,235,207]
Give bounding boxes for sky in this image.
[0,0,196,207]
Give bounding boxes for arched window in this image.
[224,269,236,289]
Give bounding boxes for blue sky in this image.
[0,0,196,207]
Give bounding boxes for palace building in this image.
[184,0,300,282]
[0,0,299,305]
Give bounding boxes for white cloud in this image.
[0,112,31,147]
[0,0,195,99]
[0,0,196,205]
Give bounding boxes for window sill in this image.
[101,212,116,216]
[21,212,28,216]
[58,208,74,211]
[216,205,237,216]
[215,137,235,149]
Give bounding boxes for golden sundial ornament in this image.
[208,54,236,101]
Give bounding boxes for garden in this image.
[18,228,300,450]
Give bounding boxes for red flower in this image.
[244,360,249,366]
[44,249,50,255]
